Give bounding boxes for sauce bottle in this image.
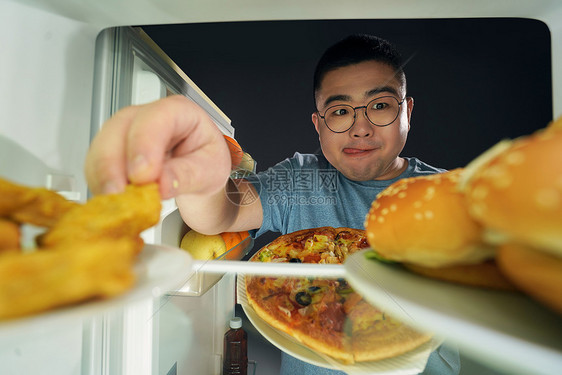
[222,317,248,375]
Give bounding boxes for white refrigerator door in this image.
[89,26,237,375]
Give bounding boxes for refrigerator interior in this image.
[1,1,562,375]
[90,26,239,375]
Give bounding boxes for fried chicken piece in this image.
[40,184,161,252]
[0,177,79,228]
[0,238,138,320]
[0,181,162,320]
[0,218,21,253]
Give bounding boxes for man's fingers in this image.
[85,95,232,199]
[124,96,232,198]
[124,96,207,184]
[85,105,141,195]
[158,141,231,200]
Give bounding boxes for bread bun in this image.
[461,116,562,257]
[403,260,516,291]
[364,169,495,268]
[497,243,562,314]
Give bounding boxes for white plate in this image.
[0,244,192,342]
[344,249,562,375]
[237,274,441,375]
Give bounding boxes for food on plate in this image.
[496,242,562,314]
[363,116,562,312]
[0,218,20,252]
[461,116,562,256]
[344,294,428,362]
[180,230,227,260]
[0,238,138,320]
[402,260,516,291]
[363,169,515,290]
[244,227,431,364]
[0,179,162,320]
[251,226,368,264]
[180,229,250,260]
[0,177,79,227]
[365,168,513,290]
[40,183,161,253]
[457,115,562,313]
[365,169,495,268]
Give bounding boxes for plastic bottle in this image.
[222,317,248,375]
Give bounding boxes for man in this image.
[85,34,460,374]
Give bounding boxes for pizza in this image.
[244,226,432,364]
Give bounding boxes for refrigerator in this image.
[1,1,562,375]
[1,20,241,375]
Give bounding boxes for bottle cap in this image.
[229,317,242,329]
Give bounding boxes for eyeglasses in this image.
[317,96,406,133]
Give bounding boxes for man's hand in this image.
[85,95,231,200]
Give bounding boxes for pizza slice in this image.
[244,227,432,364]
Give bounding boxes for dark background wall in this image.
[142,18,552,248]
[142,18,552,171]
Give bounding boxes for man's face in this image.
[312,60,413,181]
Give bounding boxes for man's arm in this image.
[176,177,263,234]
[85,95,263,234]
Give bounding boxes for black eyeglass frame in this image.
[317,95,408,134]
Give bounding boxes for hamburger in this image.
[364,169,515,290]
[364,115,562,313]
[496,242,562,314]
[460,116,562,313]
[460,116,562,256]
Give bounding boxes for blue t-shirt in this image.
[246,153,460,375]
[249,153,446,237]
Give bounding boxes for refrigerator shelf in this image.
[166,232,254,297]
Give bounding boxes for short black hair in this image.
[313,34,407,106]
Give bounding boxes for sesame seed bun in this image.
[364,169,496,268]
[461,116,562,258]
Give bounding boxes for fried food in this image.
[0,177,79,228]
[0,178,35,215]
[0,179,162,321]
[0,238,138,320]
[40,184,161,252]
[0,218,20,253]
